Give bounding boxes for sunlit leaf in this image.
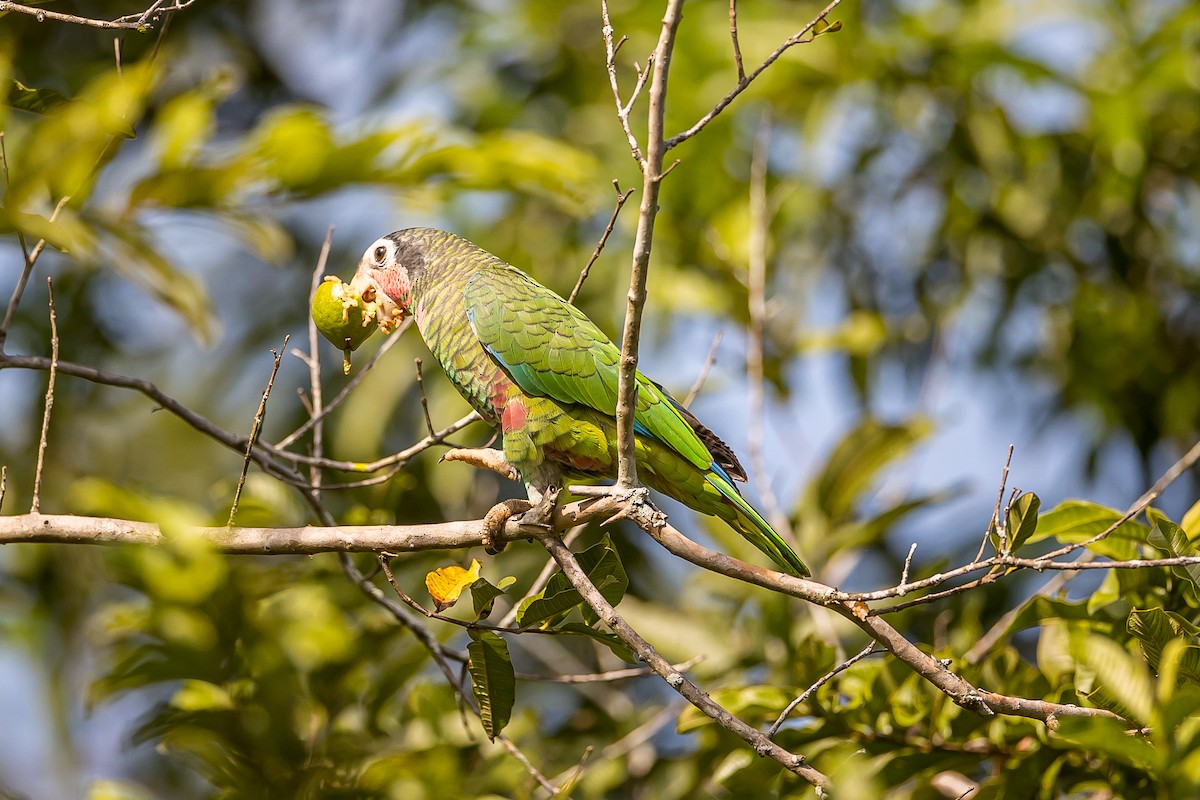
[425,559,481,612]
[467,630,514,740]
[1007,492,1041,553]
[469,576,511,620]
[1076,634,1154,725]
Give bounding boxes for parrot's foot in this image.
[441,448,521,482]
[482,498,533,554]
[479,487,561,554]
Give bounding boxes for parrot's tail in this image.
[706,472,811,577]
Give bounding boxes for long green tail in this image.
[707,473,810,577]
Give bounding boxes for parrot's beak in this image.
[350,263,407,331]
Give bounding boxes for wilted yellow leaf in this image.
[426,559,482,612]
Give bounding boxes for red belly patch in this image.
[501,399,528,433]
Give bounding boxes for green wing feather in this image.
[464,268,711,470]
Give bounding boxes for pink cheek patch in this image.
[376,269,411,309]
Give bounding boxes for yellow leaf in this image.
[426,559,482,612]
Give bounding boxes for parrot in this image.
[349,227,810,577]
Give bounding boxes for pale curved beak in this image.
[349,262,406,330]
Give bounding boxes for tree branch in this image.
[614,0,684,490]
[0,0,197,31]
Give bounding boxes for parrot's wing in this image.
[464,267,717,474]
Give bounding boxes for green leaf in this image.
[1127,607,1200,688]
[556,623,636,663]
[469,577,509,621]
[516,536,628,628]
[467,630,515,740]
[7,79,68,114]
[170,679,235,712]
[1076,633,1154,725]
[807,418,934,522]
[1147,517,1200,588]
[1007,492,1041,553]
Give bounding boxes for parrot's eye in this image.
[372,245,388,265]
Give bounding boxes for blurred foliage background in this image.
[1,0,1199,797]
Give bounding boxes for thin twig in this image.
[768,643,878,737]
[974,446,1014,563]
[681,330,723,409]
[30,278,58,514]
[0,0,197,30]
[614,0,685,491]
[601,1,649,167]
[539,532,831,788]
[665,0,844,150]
[304,228,334,497]
[900,543,918,586]
[228,335,289,526]
[745,116,793,539]
[729,0,746,82]
[0,465,7,513]
[414,358,437,437]
[568,181,636,305]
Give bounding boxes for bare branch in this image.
[614,0,685,491]
[228,336,289,526]
[568,181,636,305]
[538,532,831,789]
[414,358,437,437]
[601,1,649,166]
[30,278,58,514]
[1,465,7,513]
[665,0,844,150]
[681,330,723,409]
[0,0,198,31]
[973,445,1014,563]
[729,0,746,82]
[302,227,334,497]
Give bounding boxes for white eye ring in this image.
[370,242,390,266]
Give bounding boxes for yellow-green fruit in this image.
[312,278,376,352]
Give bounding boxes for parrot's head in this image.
[350,229,431,325]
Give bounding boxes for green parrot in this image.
[350,227,809,577]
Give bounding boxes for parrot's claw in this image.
[480,487,561,554]
[482,498,533,554]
